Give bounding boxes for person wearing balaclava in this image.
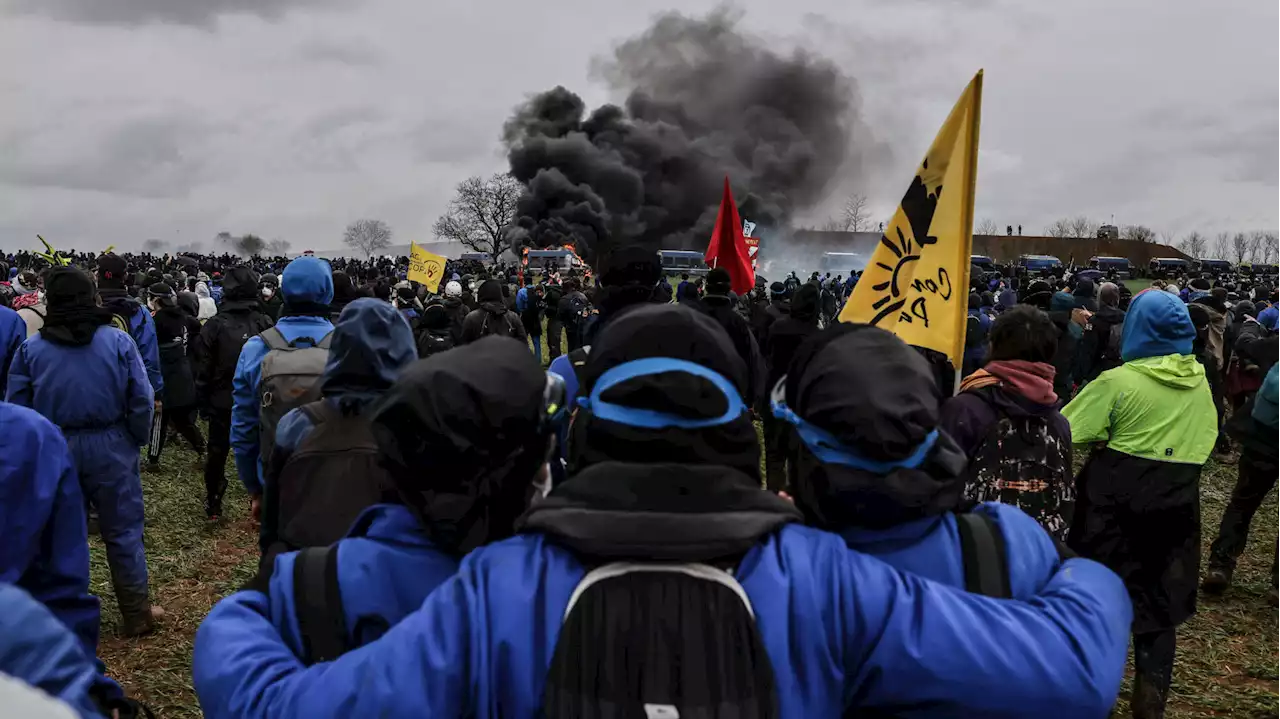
[230,257,334,522]
[194,338,554,683]
[695,267,766,404]
[1064,289,1217,719]
[96,253,164,399]
[192,266,275,520]
[774,321,1073,588]
[192,302,1133,718]
[258,273,283,322]
[145,283,205,470]
[6,266,159,636]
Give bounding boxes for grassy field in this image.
[94,430,1277,717]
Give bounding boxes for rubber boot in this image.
[1130,673,1167,719]
[118,588,163,637]
[1200,566,1232,595]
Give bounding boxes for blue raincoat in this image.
[0,403,100,658]
[0,583,120,719]
[841,502,1061,597]
[99,291,164,396]
[231,257,334,495]
[194,525,1133,718]
[0,306,28,397]
[7,326,154,597]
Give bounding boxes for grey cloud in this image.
[296,39,383,66]
[9,0,338,26]
[1,116,218,199]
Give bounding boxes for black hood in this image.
[783,324,967,530]
[370,337,549,556]
[789,283,820,321]
[222,266,260,302]
[527,303,798,561]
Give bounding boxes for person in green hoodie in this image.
[1063,288,1217,719]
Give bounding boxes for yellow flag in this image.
[408,242,447,293]
[839,70,983,370]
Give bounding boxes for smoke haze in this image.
[503,8,872,265]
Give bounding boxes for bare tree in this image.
[1178,231,1207,258]
[433,173,523,259]
[1212,232,1231,259]
[1231,232,1250,264]
[1121,225,1157,243]
[343,219,393,257]
[1256,231,1280,263]
[1067,216,1095,239]
[841,193,870,232]
[142,239,164,253]
[235,234,267,257]
[1044,218,1074,238]
[975,218,999,235]
[266,238,292,255]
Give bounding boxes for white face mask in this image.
[261,286,274,299]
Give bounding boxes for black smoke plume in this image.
[504,9,863,266]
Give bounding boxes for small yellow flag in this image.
[839,70,983,370]
[408,242,447,294]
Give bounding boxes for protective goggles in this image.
[576,357,746,430]
[543,371,568,432]
[769,377,938,472]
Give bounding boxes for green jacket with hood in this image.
[1063,290,1216,465]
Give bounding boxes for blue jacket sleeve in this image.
[0,583,113,719]
[844,555,1132,717]
[5,341,32,407]
[194,573,475,719]
[132,308,164,396]
[29,430,101,659]
[231,337,267,495]
[121,334,155,447]
[0,313,26,398]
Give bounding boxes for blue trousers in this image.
[69,429,149,601]
[530,334,542,362]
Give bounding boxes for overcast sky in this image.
[1,0,1275,252]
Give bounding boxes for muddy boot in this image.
[1200,566,1232,595]
[118,587,164,637]
[1130,673,1167,719]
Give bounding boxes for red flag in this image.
[703,176,755,295]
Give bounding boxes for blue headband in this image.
[769,378,938,472]
[577,357,746,430]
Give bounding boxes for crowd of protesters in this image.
[0,244,1273,719]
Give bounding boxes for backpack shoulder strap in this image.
[292,545,349,663]
[316,331,334,350]
[954,512,1012,599]
[564,562,752,621]
[260,326,289,351]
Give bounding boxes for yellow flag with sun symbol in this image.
[839,70,983,370]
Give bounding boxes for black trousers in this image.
[545,320,563,360]
[1208,450,1278,572]
[204,409,232,512]
[1131,628,1176,719]
[147,405,205,462]
[762,413,789,492]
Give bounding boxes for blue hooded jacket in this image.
[193,526,1133,719]
[0,403,101,659]
[1258,304,1278,332]
[231,257,335,495]
[99,289,164,396]
[0,306,28,397]
[1121,289,1195,362]
[1253,362,1279,429]
[0,583,119,719]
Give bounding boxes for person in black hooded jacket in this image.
[695,268,766,404]
[192,266,274,519]
[329,271,360,321]
[145,283,205,469]
[759,282,821,490]
[460,279,526,344]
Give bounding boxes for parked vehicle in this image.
[1088,256,1132,279]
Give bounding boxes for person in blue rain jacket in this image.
[94,253,163,397]
[230,257,334,514]
[0,304,28,397]
[7,267,156,637]
[193,304,1133,719]
[250,336,553,663]
[0,401,100,658]
[0,583,121,719]
[773,322,1066,596]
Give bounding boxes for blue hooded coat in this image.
[0,583,121,719]
[193,527,1132,719]
[0,403,100,659]
[7,325,154,596]
[98,288,164,396]
[231,257,334,495]
[0,306,29,397]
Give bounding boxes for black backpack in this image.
[542,561,780,718]
[262,400,394,568]
[416,328,455,358]
[960,388,1074,541]
[480,310,522,339]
